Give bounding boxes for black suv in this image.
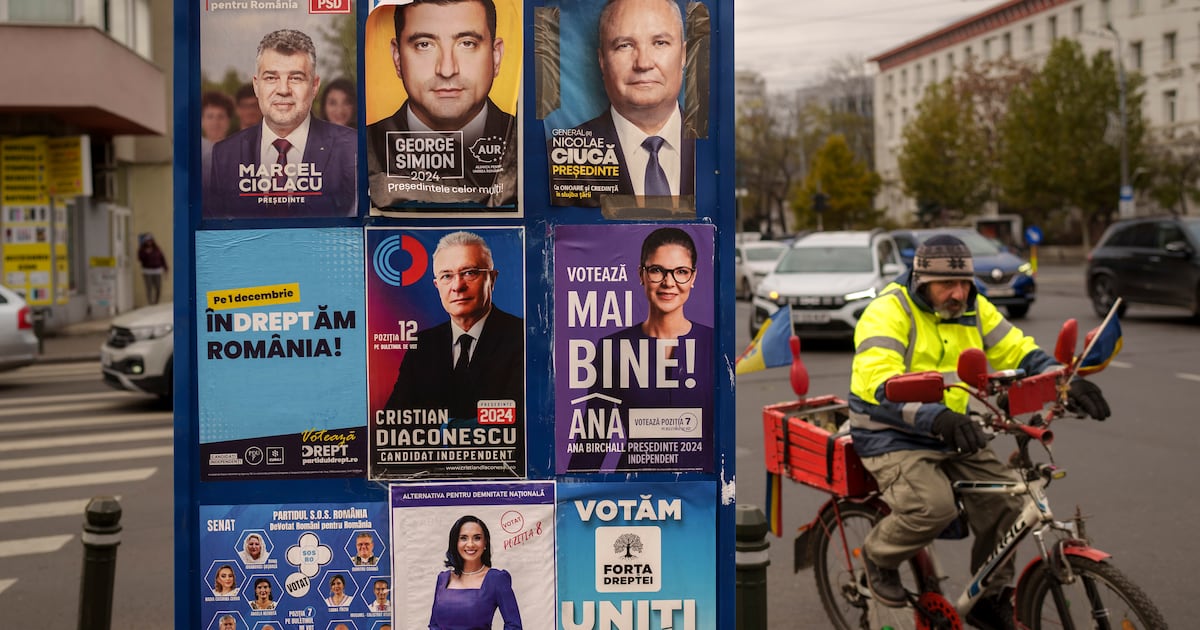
[1086,216,1200,318]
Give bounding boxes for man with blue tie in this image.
[569,0,695,207]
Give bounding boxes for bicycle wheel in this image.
[811,501,927,630]
[1015,555,1167,629]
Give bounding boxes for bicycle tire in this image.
[811,501,929,630]
[1015,555,1168,629]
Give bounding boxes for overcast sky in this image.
[734,0,999,93]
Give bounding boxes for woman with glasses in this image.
[569,226,714,472]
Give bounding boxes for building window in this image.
[901,69,908,94]
[1049,15,1058,42]
[1003,32,1012,56]
[915,64,923,90]
[7,0,74,21]
[965,45,973,61]
[984,38,993,60]
[948,51,955,71]
[1072,6,1084,34]
[887,112,895,139]
[1129,0,1142,15]
[1024,24,1035,51]
[887,74,894,96]
[1164,89,1177,123]
[1101,0,1111,24]
[1131,40,1143,70]
[931,58,939,82]
[1164,31,1177,64]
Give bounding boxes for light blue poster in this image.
[199,501,390,630]
[556,481,716,629]
[196,228,367,480]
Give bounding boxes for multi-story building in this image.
[871,0,1199,222]
[0,0,170,330]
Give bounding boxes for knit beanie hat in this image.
[913,234,974,287]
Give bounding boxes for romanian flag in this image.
[766,470,783,537]
[1077,311,1123,376]
[736,305,794,375]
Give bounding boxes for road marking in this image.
[0,428,173,453]
[0,390,149,409]
[1110,360,1133,369]
[0,446,172,471]
[0,399,160,418]
[0,412,171,434]
[0,578,14,595]
[1177,373,1200,383]
[1,362,96,377]
[0,497,122,523]
[0,535,74,559]
[0,468,157,494]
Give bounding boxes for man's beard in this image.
[935,300,965,319]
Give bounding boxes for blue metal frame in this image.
[173,0,736,626]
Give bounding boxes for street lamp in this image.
[1106,22,1133,218]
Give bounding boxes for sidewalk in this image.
[35,317,112,364]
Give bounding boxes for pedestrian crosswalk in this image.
[0,360,172,604]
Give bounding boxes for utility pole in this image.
[1107,22,1133,218]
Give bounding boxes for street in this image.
[736,266,1197,627]
[0,360,173,627]
[0,263,1195,628]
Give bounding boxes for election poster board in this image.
[364,0,522,213]
[534,0,709,213]
[196,228,367,480]
[557,480,716,629]
[198,501,389,630]
[554,224,715,474]
[389,481,556,628]
[200,0,359,220]
[365,227,527,480]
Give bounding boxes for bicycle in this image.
[762,312,1167,629]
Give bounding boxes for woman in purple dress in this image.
[429,515,522,630]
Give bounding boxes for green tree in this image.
[736,94,808,237]
[794,134,882,230]
[899,58,1032,224]
[1144,134,1200,216]
[998,39,1146,245]
[318,13,357,83]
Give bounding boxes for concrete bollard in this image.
[78,496,122,630]
[735,504,770,630]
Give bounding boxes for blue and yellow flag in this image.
[736,305,794,375]
[1077,312,1123,376]
[766,470,783,537]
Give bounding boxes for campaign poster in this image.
[554,224,715,474]
[200,0,358,219]
[557,481,716,630]
[198,501,391,630]
[366,227,526,480]
[535,0,710,214]
[389,481,556,628]
[364,0,522,213]
[197,228,366,480]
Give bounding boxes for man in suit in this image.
[367,0,518,209]
[385,231,523,423]
[205,29,357,219]
[559,0,694,208]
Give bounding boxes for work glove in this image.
[931,410,988,455]
[1067,379,1110,420]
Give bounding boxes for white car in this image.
[101,303,174,401]
[735,240,787,299]
[751,230,904,339]
[0,284,37,371]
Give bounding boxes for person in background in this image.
[136,233,168,306]
[320,77,357,127]
[234,82,262,130]
[200,91,235,190]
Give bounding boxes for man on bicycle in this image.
[848,234,1110,629]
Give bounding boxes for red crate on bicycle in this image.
[762,395,878,497]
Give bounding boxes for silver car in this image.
[0,284,38,371]
[735,240,787,299]
[751,230,904,339]
[101,302,174,401]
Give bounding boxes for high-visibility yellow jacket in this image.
[848,271,1055,457]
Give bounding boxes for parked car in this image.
[101,303,174,401]
[735,240,787,299]
[750,230,904,339]
[1086,215,1200,319]
[891,227,1037,319]
[0,284,37,372]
